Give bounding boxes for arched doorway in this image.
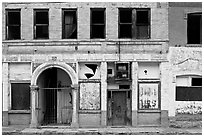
[30,62,78,128]
[37,67,72,125]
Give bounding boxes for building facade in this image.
[2,2,201,128]
[168,2,202,117]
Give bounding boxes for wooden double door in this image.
[108,90,131,126]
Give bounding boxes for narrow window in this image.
[119,8,150,39]
[62,9,77,39]
[6,9,21,40]
[11,83,30,110]
[91,8,105,39]
[119,9,132,38]
[187,13,202,44]
[34,9,49,39]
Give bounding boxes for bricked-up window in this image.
[11,83,30,110]
[119,8,150,39]
[187,13,202,44]
[34,9,49,39]
[176,77,202,101]
[6,9,21,40]
[91,8,105,39]
[62,9,77,39]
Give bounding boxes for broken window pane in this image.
[34,10,49,39]
[6,10,21,40]
[63,10,77,39]
[192,78,202,86]
[91,9,105,39]
[187,13,202,44]
[11,83,30,110]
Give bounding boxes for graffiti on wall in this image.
[79,82,100,110]
[176,101,202,114]
[139,83,159,109]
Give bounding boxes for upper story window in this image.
[6,9,21,40]
[62,9,77,39]
[119,8,150,39]
[187,12,202,44]
[91,8,105,39]
[34,9,49,39]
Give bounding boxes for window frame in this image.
[62,9,77,39]
[90,8,106,39]
[34,9,49,39]
[10,81,31,111]
[176,76,202,101]
[118,8,150,39]
[6,9,21,40]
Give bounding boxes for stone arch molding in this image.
[31,62,78,85]
[174,70,202,78]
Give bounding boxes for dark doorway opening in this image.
[37,67,73,125]
[107,90,132,126]
[42,68,57,124]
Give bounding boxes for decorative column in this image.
[71,84,79,128]
[160,62,170,127]
[30,85,39,128]
[131,61,138,127]
[2,63,9,126]
[101,61,107,127]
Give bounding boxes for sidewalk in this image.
[2,125,202,135]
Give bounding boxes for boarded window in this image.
[6,9,21,40]
[11,83,30,110]
[176,87,202,101]
[187,13,202,44]
[176,77,202,101]
[91,8,105,39]
[119,8,150,39]
[62,9,77,39]
[79,82,100,110]
[139,83,159,109]
[34,9,49,39]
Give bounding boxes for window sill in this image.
[78,110,101,114]
[186,44,202,47]
[8,110,31,114]
[138,110,161,113]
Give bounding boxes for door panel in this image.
[112,91,126,125]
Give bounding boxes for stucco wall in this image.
[168,47,202,116]
[169,5,202,47]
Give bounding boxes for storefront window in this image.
[139,83,159,109]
